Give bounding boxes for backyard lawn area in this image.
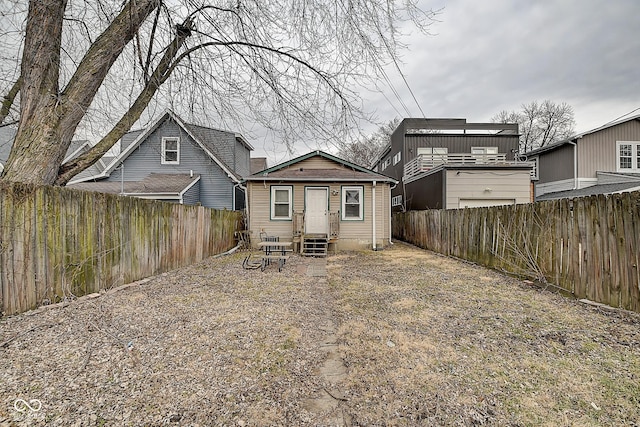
[1,242,639,425]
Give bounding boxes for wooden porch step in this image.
[301,235,328,257]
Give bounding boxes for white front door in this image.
[305,187,328,234]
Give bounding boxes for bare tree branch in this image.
[0,76,21,125]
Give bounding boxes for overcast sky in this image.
[256,0,639,163]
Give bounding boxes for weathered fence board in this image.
[393,191,640,312]
[0,183,240,316]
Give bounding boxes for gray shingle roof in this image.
[250,157,268,174]
[537,183,640,201]
[68,173,199,196]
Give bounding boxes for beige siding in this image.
[295,157,341,169]
[247,181,392,250]
[578,120,640,178]
[445,170,531,209]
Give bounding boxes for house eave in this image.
[404,162,533,184]
[244,177,397,184]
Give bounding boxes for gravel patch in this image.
[1,242,639,426]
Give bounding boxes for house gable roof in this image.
[524,113,640,157]
[244,150,397,183]
[69,110,245,184]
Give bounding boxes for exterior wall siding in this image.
[182,181,200,205]
[234,140,251,177]
[578,120,640,178]
[247,181,391,250]
[445,169,531,209]
[403,171,445,210]
[538,144,574,184]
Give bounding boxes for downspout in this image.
[120,162,124,195]
[234,182,248,217]
[389,182,397,245]
[568,140,577,189]
[372,181,377,251]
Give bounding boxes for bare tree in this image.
[337,118,400,167]
[492,100,575,153]
[0,0,436,185]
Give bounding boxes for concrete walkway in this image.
[305,257,328,277]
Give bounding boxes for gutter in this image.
[389,182,397,245]
[372,180,377,251]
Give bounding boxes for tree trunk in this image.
[2,0,159,185]
[56,19,194,185]
[1,0,65,184]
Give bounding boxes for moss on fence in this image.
[0,183,241,315]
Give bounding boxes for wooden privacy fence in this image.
[393,192,640,313]
[0,183,241,316]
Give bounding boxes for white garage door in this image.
[459,199,515,208]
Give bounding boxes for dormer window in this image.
[162,137,180,164]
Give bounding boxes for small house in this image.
[243,151,397,255]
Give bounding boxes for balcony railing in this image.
[403,153,508,180]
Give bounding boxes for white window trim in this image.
[393,152,401,165]
[471,146,499,154]
[270,185,292,220]
[341,186,364,221]
[616,141,640,172]
[392,194,403,206]
[161,137,180,165]
[382,157,391,170]
[530,156,539,180]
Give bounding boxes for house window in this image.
[270,185,292,220]
[393,152,402,165]
[417,147,448,166]
[162,137,180,164]
[342,186,363,220]
[617,141,640,172]
[382,157,391,170]
[471,146,498,164]
[392,195,403,206]
[471,146,499,154]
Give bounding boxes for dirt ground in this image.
[1,242,639,426]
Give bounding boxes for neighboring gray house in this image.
[371,118,533,210]
[68,110,253,210]
[525,114,640,201]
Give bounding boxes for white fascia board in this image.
[178,175,201,197]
